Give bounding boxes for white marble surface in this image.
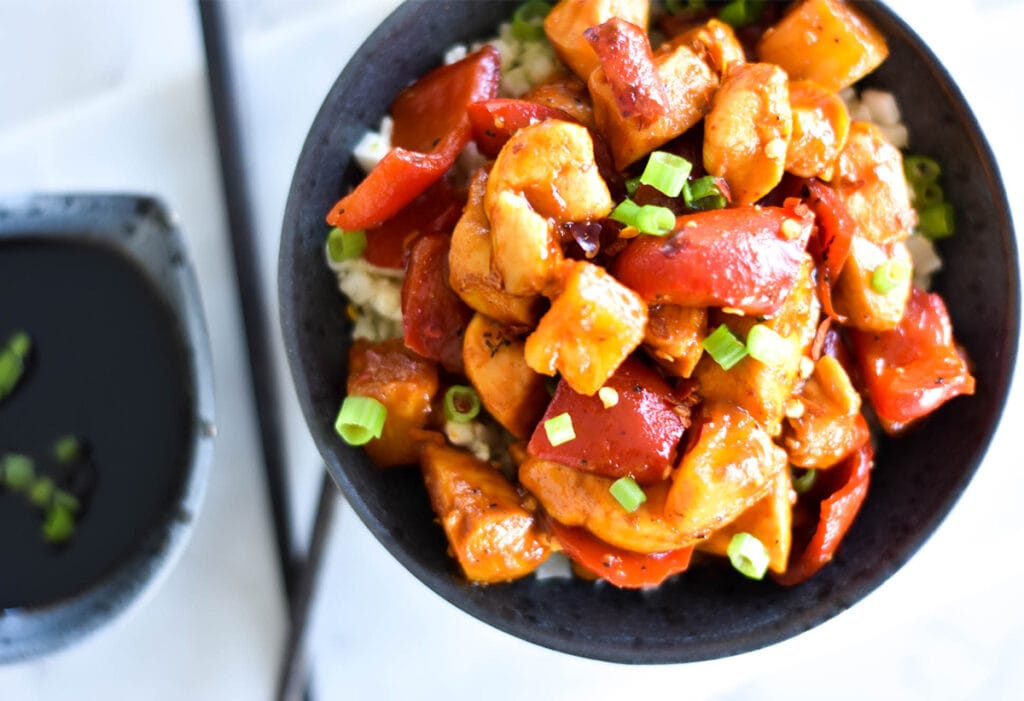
[1,1,1023,699]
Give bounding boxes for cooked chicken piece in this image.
[784,355,869,468]
[829,121,916,246]
[665,17,746,77]
[832,236,912,331]
[422,442,550,583]
[524,260,647,396]
[449,167,544,325]
[703,62,792,205]
[463,313,549,440]
[644,304,707,378]
[785,79,850,180]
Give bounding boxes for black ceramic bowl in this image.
[280,1,1019,663]
[0,194,214,662]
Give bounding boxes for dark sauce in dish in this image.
[0,239,192,610]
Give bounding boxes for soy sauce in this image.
[0,239,192,610]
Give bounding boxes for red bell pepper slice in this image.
[527,357,686,484]
[804,178,855,321]
[400,233,473,374]
[848,286,975,426]
[362,178,465,270]
[467,99,577,158]
[326,46,500,231]
[391,45,501,154]
[584,18,668,127]
[611,202,814,315]
[549,519,694,589]
[774,442,873,586]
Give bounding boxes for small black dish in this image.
[0,194,214,662]
[279,1,1019,663]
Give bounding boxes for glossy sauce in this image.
[0,239,192,610]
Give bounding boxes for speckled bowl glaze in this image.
[0,194,214,662]
[280,1,1018,663]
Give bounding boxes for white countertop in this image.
[1,1,1022,699]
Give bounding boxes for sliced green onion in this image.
[28,476,55,508]
[42,503,75,544]
[444,385,481,424]
[327,227,367,262]
[913,181,945,209]
[918,202,955,240]
[746,324,789,367]
[335,395,387,446]
[635,205,677,236]
[510,0,551,41]
[53,435,82,464]
[543,412,576,447]
[2,453,35,491]
[640,151,692,198]
[624,177,641,196]
[792,467,817,494]
[903,155,941,184]
[610,198,643,227]
[684,176,727,210]
[702,324,748,370]
[611,200,676,236]
[727,532,770,579]
[609,476,647,513]
[871,258,912,294]
[719,0,765,28]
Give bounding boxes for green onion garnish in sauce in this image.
[0,331,31,402]
[610,199,676,236]
[703,324,748,370]
[444,385,481,424]
[918,202,955,240]
[610,476,647,513]
[719,0,766,29]
[543,412,576,447]
[871,258,912,294]
[792,467,817,494]
[746,324,789,367]
[683,176,727,210]
[640,151,692,198]
[727,532,770,580]
[335,395,387,446]
[1,453,35,491]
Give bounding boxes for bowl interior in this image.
[279,1,1019,663]
[0,194,215,662]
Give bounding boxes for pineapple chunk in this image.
[757,0,889,93]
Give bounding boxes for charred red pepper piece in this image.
[363,178,465,270]
[804,178,855,321]
[848,286,975,427]
[774,442,873,586]
[527,357,686,484]
[467,98,577,158]
[549,519,694,589]
[584,18,668,128]
[611,202,814,315]
[326,47,500,231]
[401,233,473,374]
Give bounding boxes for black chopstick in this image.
[196,0,299,597]
[276,472,339,701]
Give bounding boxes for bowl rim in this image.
[279,0,1020,664]
[0,193,216,663]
